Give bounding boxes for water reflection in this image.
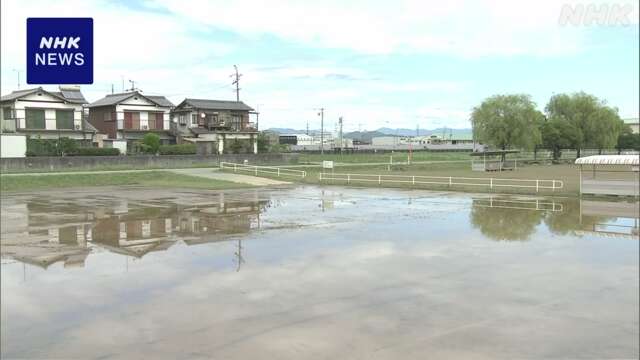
[471,197,639,241]
[1,195,269,269]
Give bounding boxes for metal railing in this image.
[220,162,306,178]
[318,172,563,192]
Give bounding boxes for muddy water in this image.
[1,186,638,359]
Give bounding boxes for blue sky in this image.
[1,0,638,131]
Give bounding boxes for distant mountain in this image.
[343,130,386,142]
[376,127,472,137]
[266,128,303,134]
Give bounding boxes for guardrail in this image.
[220,162,306,178]
[318,172,563,192]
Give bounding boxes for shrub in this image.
[26,137,82,156]
[69,147,121,156]
[229,139,243,154]
[158,144,197,155]
[141,133,161,154]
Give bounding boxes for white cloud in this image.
[150,0,616,57]
[1,0,233,101]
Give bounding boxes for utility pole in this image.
[338,116,344,151]
[231,65,242,102]
[306,120,309,135]
[111,84,114,94]
[317,108,325,154]
[128,79,136,92]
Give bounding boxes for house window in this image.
[191,114,198,126]
[231,114,242,131]
[148,112,163,130]
[178,114,187,125]
[104,112,116,121]
[25,109,46,129]
[2,107,12,120]
[124,111,140,129]
[56,110,74,129]
[206,113,218,127]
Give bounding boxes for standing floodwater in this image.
[1,186,638,359]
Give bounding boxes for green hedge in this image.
[158,144,197,155]
[69,148,121,156]
[27,138,79,156]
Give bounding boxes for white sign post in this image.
[323,160,334,174]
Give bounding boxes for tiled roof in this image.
[1,87,87,104]
[181,98,253,111]
[88,91,173,108]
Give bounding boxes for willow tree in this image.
[545,92,622,157]
[471,94,543,160]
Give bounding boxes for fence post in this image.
[277,168,280,177]
[255,166,258,176]
[449,177,452,187]
[319,172,322,181]
[378,175,381,185]
[412,176,415,185]
[536,179,539,193]
[347,174,351,184]
[490,178,493,189]
[234,163,237,172]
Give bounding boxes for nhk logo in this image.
[27,18,93,84]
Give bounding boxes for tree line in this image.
[471,92,639,160]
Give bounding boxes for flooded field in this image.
[1,186,638,359]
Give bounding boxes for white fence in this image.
[220,162,306,178]
[474,198,563,212]
[318,172,563,192]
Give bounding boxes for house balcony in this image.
[199,121,257,133]
[2,119,17,133]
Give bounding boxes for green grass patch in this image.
[1,171,249,192]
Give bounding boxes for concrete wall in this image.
[1,134,27,158]
[0,153,299,172]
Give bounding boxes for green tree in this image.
[545,92,622,157]
[141,133,161,154]
[471,94,543,160]
[616,124,640,153]
[257,132,269,153]
[229,139,243,154]
[541,118,577,161]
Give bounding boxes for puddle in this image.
[1,186,638,359]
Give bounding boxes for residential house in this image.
[87,91,174,151]
[0,86,96,144]
[170,98,258,154]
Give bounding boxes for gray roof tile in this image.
[1,87,87,104]
[88,91,173,108]
[182,98,253,111]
